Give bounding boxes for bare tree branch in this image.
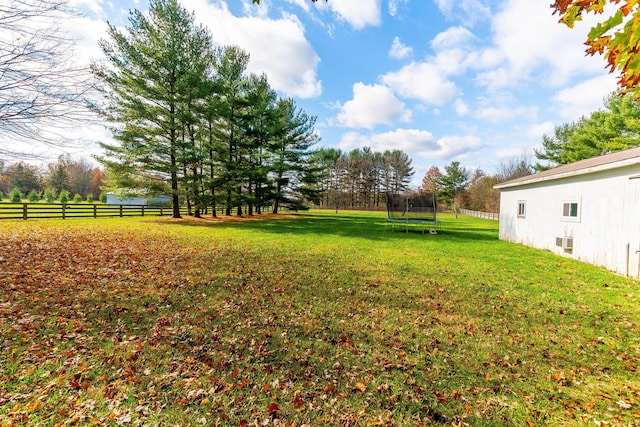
[0,0,97,160]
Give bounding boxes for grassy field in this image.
[0,210,638,426]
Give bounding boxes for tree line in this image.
[312,147,415,209]
[0,155,105,203]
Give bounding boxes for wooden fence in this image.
[0,203,178,220]
[458,208,500,221]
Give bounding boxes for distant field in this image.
[1,211,638,425]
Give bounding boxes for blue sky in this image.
[62,0,619,187]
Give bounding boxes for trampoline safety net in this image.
[386,193,440,233]
[386,193,437,221]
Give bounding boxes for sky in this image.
[57,0,619,187]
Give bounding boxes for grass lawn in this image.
[0,210,638,426]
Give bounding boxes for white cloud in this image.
[388,0,409,17]
[527,121,555,139]
[338,129,482,161]
[183,0,322,98]
[381,61,458,105]
[433,0,491,25]
[338,129,437,154]
[316,0,381,30]
[455,99,470,116]
[482,0,614,90]
[336,83,411,129]
[551,74,618,121]
[389,36,413,59]
[69,0,106,17]
[380,26,481,105]
[473,104,537,123]
[431,26,474,50]
[284,0,311,13]
[433,135,483,158]
[64,15,109,65]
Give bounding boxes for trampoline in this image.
[386,193,441,234]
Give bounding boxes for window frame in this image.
[561,199,581,222]
[517,200,526,218]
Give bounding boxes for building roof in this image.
[494,146,640,189]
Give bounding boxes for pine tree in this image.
[92,0,214,218]
[437,161,469,212]
[269,99,318,214]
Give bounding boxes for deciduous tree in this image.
[0,162,41,194]
[0,0,94,159]
[551,0,640,98]
[419,166,442,194]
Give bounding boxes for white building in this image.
[494,147,640,278]
[106,191,171,206]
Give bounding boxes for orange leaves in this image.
[354,382,367,393]
[552,0,640,99]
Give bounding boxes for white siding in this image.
[105,195,171,206]
[499,165,640,277]
[106,195,147,205]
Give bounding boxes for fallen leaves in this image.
[0,219,639,426]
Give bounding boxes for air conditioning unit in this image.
[562,237,573,250]
[556,237,574,250]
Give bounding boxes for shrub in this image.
[28,190,40,202]
[0,190,3,201]
[43,188,56,203]
[86,194,94,203]
[73,193,82,203]
[10,188,23,203]
[99,192,107,204]
[59,190,70,204]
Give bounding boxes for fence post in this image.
[160,207,163,216]
[141,205,145,217]
[119,205,123,217]
[62,204,66,219]
[93,204,97,218]
[22,203,27,220]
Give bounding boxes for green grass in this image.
[0,210,638,426]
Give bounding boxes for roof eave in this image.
[494,156,640,190]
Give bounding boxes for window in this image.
[562,200,580,222]
[517,200,526,218]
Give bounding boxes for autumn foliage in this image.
[552,0,640,97]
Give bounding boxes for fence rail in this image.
[459,208,499,221]
[0,203,177,220]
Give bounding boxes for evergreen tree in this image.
[243,74,278,215]
[437,161,469,211]
[92,0,214,218]
[269,98,318,214]
[210,46,251,216]
[535,91,640,169]
[43,187,56,203]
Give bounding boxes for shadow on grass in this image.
[152,211,500,243]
